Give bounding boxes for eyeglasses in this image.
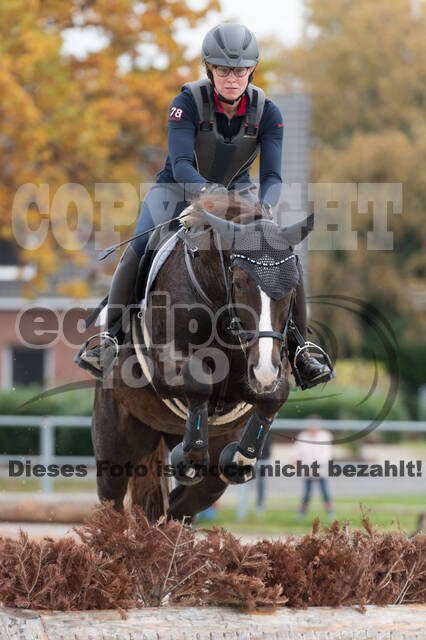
[213,66,250,78]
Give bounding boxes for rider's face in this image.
[211,65,255,102]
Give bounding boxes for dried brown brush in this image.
[255,537,308,608]
[0,504,424,612]
[75,502,209,607]
[188,527,287,610]
[0,530,135,611]
[253,519,425,610]
[366,531,426,605]
[255,521,373,608]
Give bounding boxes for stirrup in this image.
[74,331,119,380]
[292,341,336,390]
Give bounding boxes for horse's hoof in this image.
[170,442,209,486]
[218,441,256,485]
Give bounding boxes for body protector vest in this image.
[182,79,266,189]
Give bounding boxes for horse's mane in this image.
[183,192,265,229]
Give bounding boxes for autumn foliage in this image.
[0,0,218,295]
[0,503,424,611]
[271,0,426,369]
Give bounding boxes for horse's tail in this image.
[126,436,170,522]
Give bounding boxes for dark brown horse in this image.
[91,193,313,522]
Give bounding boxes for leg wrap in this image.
[237,411,273,461]
[183,402,209,454]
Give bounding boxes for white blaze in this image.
[253,287,279,387]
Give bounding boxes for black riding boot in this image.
[75,245,141,379]
[288,264,334,389]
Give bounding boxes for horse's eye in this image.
[234,280,244,292]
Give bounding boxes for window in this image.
[11,346,46,387]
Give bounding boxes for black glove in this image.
[199,182,229,197]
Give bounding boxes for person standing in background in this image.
[292,415,335,520]
[236,431,272,520]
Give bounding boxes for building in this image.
[0,238,109,389]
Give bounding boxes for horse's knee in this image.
[167,477,227,522]
[97,472,129,511]
[167,484,193,522]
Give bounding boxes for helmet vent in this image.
[242,31,252,50]
[213,29,225,49]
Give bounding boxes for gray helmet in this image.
[202,24,259,68]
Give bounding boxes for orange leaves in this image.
[57,279,90,299]
[0,0,218,298]
[265,0,426,354]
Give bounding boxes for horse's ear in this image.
[278,213,314,247]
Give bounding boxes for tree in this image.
[0,0,219,295]
[269,0,426,396]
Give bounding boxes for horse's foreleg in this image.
[167,433,231,523]
[218,396,284,486]
[169,355,213,486]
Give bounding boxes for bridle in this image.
[225,259,297,362]
[182,224,298,362]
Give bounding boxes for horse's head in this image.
[194,199,314,395]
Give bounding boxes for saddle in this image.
[85,218,182,337]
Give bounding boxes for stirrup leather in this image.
[292,341,336,390]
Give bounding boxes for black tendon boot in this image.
[288,265,335,390]
[75,245,141,379]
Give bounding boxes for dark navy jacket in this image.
[157,85,284,206]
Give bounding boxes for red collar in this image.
[213,90,247,117]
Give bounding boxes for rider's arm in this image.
[258,101,284,207]
[167,90,206,198]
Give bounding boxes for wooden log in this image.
[0,605,425,640]
[0,497,96,523]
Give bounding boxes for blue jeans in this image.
[131,183,187,257]
[302,478,331,504]
[130,182,259,257]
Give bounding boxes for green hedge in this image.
[278,385,409,421]
[0,387,94,456]
[0,383,410,456]
[0,386,94,416]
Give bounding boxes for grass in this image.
[1,477,424,535]
[0,478,97,492]
[194,495,426,536]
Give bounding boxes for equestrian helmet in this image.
[201,23,259,68]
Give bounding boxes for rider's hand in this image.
[199,182,229,197]
[260,201,273,219]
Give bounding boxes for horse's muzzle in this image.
[248,362,282,394]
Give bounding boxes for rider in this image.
[76,23,333,389]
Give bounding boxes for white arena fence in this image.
[0,415,425,493]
